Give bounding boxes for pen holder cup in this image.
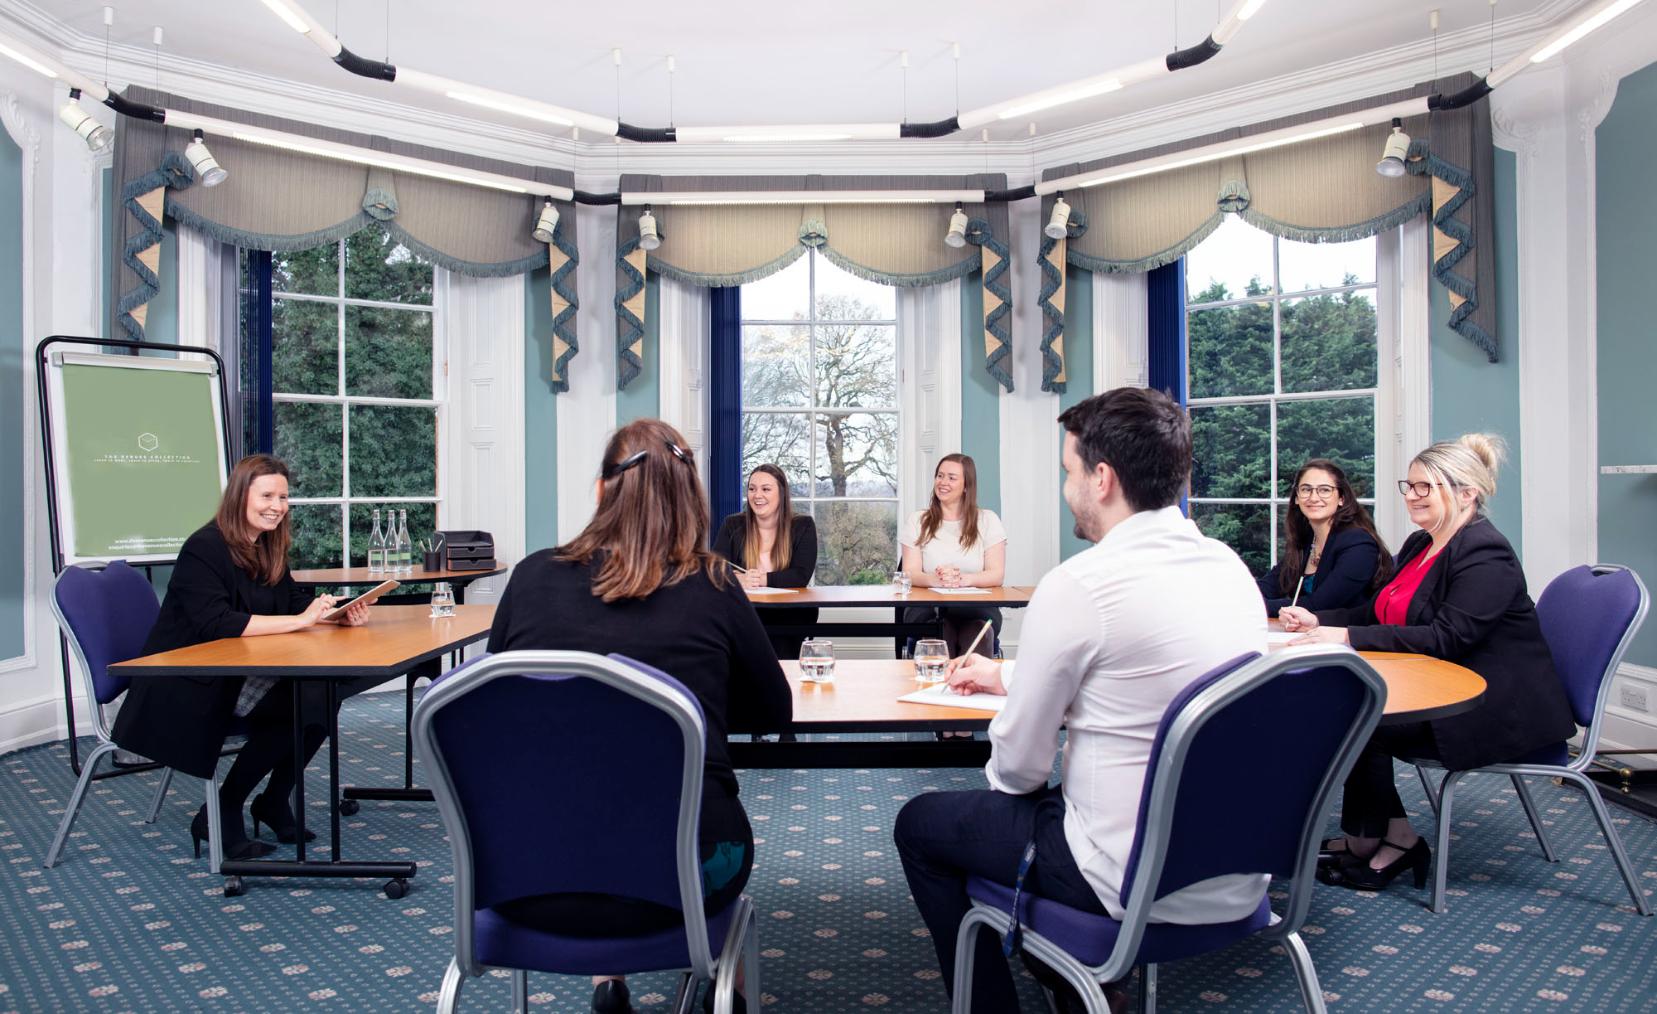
[422,551,443,572]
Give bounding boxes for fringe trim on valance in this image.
[1409,143,1496,362]
[117,152,195,340]
[549,225,580,393]
[1236,194,1430,245]
[615,235,647,390]
[381,222,550,278]
[166,198,374,254]
[967,222,1013,392]
[648,244,808,289]
[1066,213,1226,275]
[817,245,981,288]
[1038,234,1067,393]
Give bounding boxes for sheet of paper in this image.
[931,587,990,595]
[1266,630,1301,646]
[897,684,1007,712]
[745,587,799,595]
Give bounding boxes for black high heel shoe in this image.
[250,793,316,844]
[1317,838,1430,890]
[190,805,276,861]
[591,978,632,1013]
[1317,836,1351,869]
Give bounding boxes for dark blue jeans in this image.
[894,785,1109,1011]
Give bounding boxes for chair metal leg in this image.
[1431,771,1465,914]
[510,968,527,1013]
[711,901,748,1014]
[1140,963,1157,1014]
[950,905,999,1013]
[1562,770,1654,916]
[1415,764,1441,816]
[1510,774,1557,862]
[743,904,761,1012]
[1281,930,1328,1014]
[436,956,464,1014]
[670,973,696,1014]
[203,779,225,875]
[43,740,116,868]
[144,767,174,824]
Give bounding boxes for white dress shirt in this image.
[986,505,1269,923]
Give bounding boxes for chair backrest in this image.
[50,562,162,736]
[1115,646,1386,951]
[1536,565,1649,744]
[410,650,717,976]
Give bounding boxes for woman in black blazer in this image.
[1282,435,1574,892]
[112,455,369,860]
[711,463,818,658]
[1257,458,1392,616]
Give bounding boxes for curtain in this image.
[707,286,744,531]
[656,275,712,493]
[896,280,963,515]
[1146,260,1187,404]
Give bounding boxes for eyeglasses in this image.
[1396,479,1449,498]
[1296,484,1337,500]
[601,441,692,479]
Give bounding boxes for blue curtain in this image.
[245,250,274,454]
[708,286,743,533]
[1146,259,1187,406]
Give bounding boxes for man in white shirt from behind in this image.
[894,387,1266,1012]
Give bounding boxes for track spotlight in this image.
[1375,118,1410,178]
[944,204,969,248]
[531,199,560,243]
[638,207,662,251]
[58,89,112,153]
[1044,195,1072,240]
[184,129,228,187]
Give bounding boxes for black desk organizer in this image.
[438,530,496,571]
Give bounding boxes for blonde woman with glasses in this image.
[1280,434,1573,894]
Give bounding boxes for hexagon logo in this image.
[137,433,159,452]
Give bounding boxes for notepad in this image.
[931,587,990,595]
[1266,630,1301,646]
[745,587,798,595]
[898,683,1007,712]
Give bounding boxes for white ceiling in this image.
[30,0,1564,143]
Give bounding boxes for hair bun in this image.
[1458,433,1506,478]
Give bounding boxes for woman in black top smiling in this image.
[1257,458,1392,617]
[711,463,818,657]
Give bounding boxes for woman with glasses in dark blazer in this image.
[1256,459,1392,617]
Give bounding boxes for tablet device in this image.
[321,580,399,621]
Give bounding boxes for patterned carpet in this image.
[2,690,1656,1012]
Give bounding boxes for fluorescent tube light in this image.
[620,189,983,206]
[996,78,1122,120]
[1080,122,1363,188]
[445,89,576,127]
[1237,0,1268,19]
[1529,0,1647,63]
[232,130,530,192]
[0,39,58,78]
[259,0,312,34]
[673,124,900,143]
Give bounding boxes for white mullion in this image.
[1190,388,1378,408]
[1188,280,1375,314]
[807,251,819,521]
[336,239,351,564]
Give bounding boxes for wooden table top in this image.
[779,653,1485,729]
[747,585,1035,608]
[291,565,506,587]
[109,605,495,679]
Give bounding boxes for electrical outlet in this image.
[1620,685,1650,713]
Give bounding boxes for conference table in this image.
[108,604,495,898]
[745,584,1035,643]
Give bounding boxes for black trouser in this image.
[901,605,1004,659]
[1339,722,1441,838]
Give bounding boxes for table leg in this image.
[292,679,307,863]
[328,678,342,858]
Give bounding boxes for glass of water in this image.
[893,570,912,596]
[799,638,836,683]
[914,638,949,684]
[429,582,455,618]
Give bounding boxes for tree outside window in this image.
[1186,215,1380,576]
[740,253,899,585]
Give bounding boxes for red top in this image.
[1374,547,1441,626]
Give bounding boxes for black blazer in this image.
[711,513,818,587]
[1257,526,1387,617]
[1315,516,1575,770]
[111,523,315,779]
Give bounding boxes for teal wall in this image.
[1596,59,1657,668]
[146,223,179,344]
[0,129,23,659]
[1429,148,1523,558]
[959,273,1001,514]
[523,265,559,553]
[615,272,660,425]
[1057,266,1095,561]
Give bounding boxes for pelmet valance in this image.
[615,174,1013,391]
[111,86,580,386]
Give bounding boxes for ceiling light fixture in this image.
[1526,0,1647,65]
[184,129,228,186]
[58,90,112,152]
[0,38,58,78]
[258,0,318,35]
[993,77,1125,122]
[1044,196,1072,239]
[620,189,984,206]
[531,200,560,243]
[394,68,615,135]
[638,208,662,251]
[1375,118,1410,178]
[944,204,969,248]
[444,89,576,127]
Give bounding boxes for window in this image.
[240,229,441,569]
[1185,216,1383,575]
[740,252,899,584]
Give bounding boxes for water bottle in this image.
[396,509,412,573]
[367,509,386,574]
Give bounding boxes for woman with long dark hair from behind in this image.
[712,463,819,658]
[487,419,792,1014]
[1257,458,1392,616]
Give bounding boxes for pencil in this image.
[959,620,995,661]
[1289,573,1306,610]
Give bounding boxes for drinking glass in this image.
[429,582,456,618]
[914,637,949,684]
[799,638,836,683]
[893,570,912,596]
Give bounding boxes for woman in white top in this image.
[900,453,1008,657]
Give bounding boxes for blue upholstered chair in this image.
[1414,564,1653,916]
[952,647,1387,1014]
[44,562,232,871]
[413,651,758,1014]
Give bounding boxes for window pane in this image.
[1280,291,1378,393]
[1191,503,1272,576]
[1277,397,1376,498]
[1188,302,1273,398]
[349,404,437,497]
[742,324,811,407]
[814,500,898,586]
[345,306,434,399]
[348,501,438,569]
[1278,234,1376,293]
[271,297,338,395]
[814,412,897,497]
[272,244,338,297]
[273,402,342,497]
[815,257,896,320]
[288,503,343,570]
[815,323,896,409]
[741,256,809,322]
[1185,215,1274,305]
[1191,403,1271,499]
[742,413,811,496]
[345,229,433,305]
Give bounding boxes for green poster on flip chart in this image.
[59,360,225,560]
